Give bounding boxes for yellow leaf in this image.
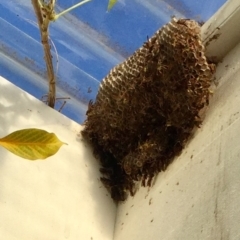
[107,0,118,11]
[0,128,67,160]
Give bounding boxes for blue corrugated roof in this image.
[0,0,226,123]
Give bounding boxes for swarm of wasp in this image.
[82,18,216,201]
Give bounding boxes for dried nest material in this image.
[82,18,215,201]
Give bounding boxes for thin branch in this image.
[32,0,56,108]
[58,101,67,112]
[31,0,91,108]
[54,0,91,20]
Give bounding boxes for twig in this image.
[31,0,91,108]
[31,0,56,108]
[58,101,67,112]
[54,0,91,20]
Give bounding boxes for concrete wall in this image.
[1,1,239,239]
[0,76,116,240]
[114,27,240,240]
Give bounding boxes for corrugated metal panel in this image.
[0,0,226,122]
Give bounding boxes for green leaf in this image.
[0,128,67,160]
[107,0,117,11]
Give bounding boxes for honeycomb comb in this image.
[82,18,215,201]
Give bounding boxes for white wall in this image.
[1,1,239,239]
[0,77,116,240]
[114,32,240,240]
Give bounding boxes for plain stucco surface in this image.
[0,76,116,240]
[114,37,240,240]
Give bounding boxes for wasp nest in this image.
[82,18,215,201]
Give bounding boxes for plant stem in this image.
[31,0,92,108]
[54,0,92,20]
[32,0,56,108]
